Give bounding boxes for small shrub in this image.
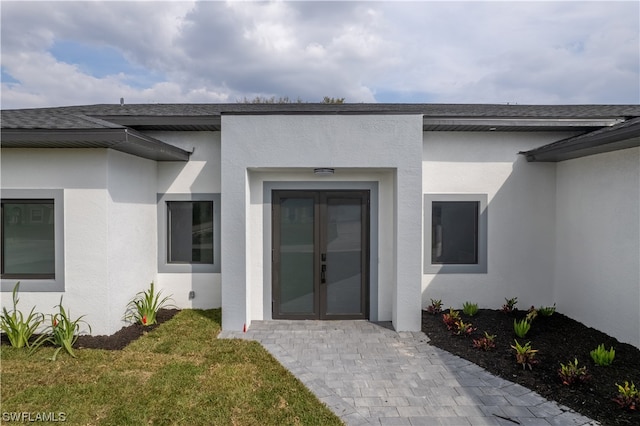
[473,332,496,351]
[513,318,531,338]
[31,297,91,361]
[452,319,476,336]
[511,340,539,370]
[525,306,538,322]
[0,282,44,348]
[538,304,556,316]
[462,301,478,316]
[126,282,174,326]
[426,299,443,315]
[558,358,590,386]
[613,382,640,411]
[590,344,615,366]
[442,308,460,330]
[502,297,518,314]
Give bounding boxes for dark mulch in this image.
[75,309,180,350]
[1,309,181,351]
[422,308,640,426]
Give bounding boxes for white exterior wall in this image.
[221,115,423,332]
[422,132,570,310]
[1,148,157,335]
[106,150,158,332]
[153,131,222,309]
[555,147,640,347]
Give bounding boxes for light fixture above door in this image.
[313,168,335,176]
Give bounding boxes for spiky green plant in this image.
[462,301,478,316]
[513,318,531,338]
[31,296,91,360]
[538,304,556,316]
[126,282,174,326]
[0,282,44,348]
[590,343,615,366]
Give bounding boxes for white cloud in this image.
[1,1,638,109]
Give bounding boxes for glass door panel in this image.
[277,196,316,315]
[325,197,363,316]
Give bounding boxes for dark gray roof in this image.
[520,116,640,162]
[2,103,639,161]
[3,103,640,124]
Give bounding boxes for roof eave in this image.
[92,115,221,131]
[0,128,191,161]
[422,117,623,132]
[520,121,640,162]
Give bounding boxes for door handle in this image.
[321,264,326,283]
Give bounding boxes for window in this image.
[167,201,213,264]
[1,189,64,291]
[1,200,55,278]
[157,193,220,273]
[424,194,487,274]
[432,201,478,264]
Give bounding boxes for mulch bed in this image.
[1,309,180,351]
[75,309,180,350]
[422,308,640,426]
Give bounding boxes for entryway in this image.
[272,190,369,320]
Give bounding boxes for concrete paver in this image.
[219,321,598,426]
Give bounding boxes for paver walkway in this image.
[219,320,598,426]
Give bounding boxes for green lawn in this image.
[0,309,342,425]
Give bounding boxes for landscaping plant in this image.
[538,304,556,316]
[613,381,639,411]
[472,332,496,351]
[426,298,443,315]
[591,343,616,366]
[451,319,476,336]
[462,301,478,316]
[511,340,539,370]
[31,297,91,361]
[525,306,538,322]
[0,282,44,348]
[513,318,531,338]
[502,297,518,314]
[126,282,174,326]
[558,358,590,386]
[442,308,460,330]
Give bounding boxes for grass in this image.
[1,309,342,426]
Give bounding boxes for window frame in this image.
[424,194,488,274]
[157,193,220,273]
[1,189,65,292]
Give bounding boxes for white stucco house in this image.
[1,103,639,348]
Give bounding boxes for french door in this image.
[272,190,369,320]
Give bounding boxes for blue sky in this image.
[1,1,638,109]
